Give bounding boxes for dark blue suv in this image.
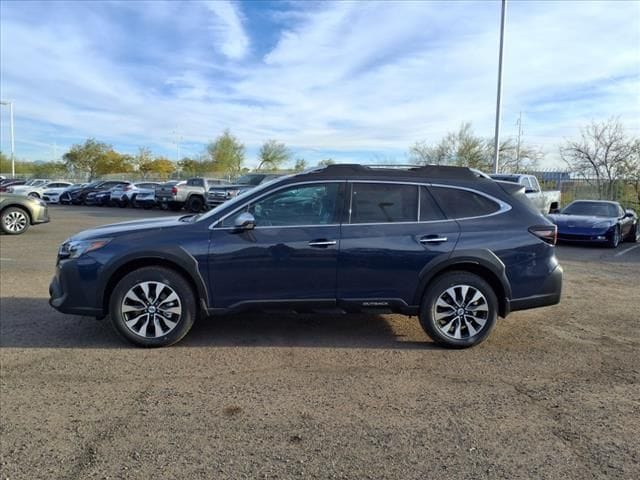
[50,165,562,348]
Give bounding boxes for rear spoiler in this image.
[494,180,525,196]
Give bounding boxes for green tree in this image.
[317,158,335,167]
[143,157,176,179]
[293,158,307,172]
[94,151,135,177]
[63,138,111,180]
[257,139,290,171]
[205,130,245,174]
[178,157,205,176]
[31,161,68,178]
[410,122,539,173]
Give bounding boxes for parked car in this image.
[206,173,281,208]
[43,183,87,204]
[5,179,51,195]
[9,180,72,199]
[0,179,26,192]
[489,174,561,214]
[547,200,638,247]
[85,186,127,206]
[50,164,562,349]
[110,182,160,208]
[69,180,129,205]
[155,177,228,212]
[0,192,50,235]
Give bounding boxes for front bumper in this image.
[32,204,50,224]
[49,258,103,316]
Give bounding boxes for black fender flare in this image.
[412,249,512,316]
[97,245,210,313]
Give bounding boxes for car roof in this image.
[294,164,478,182]
[568,199,620,206]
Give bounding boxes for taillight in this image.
[529,225,557,245]
[171,186,178,195]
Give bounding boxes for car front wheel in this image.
[607,226,621,248]
[419,271,498,348]
[1,207,30,235]
[109,267,197,347]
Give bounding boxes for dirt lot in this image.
[1,206,639,479]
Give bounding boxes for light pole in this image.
[0,100,15,177]
[492,0,507,174]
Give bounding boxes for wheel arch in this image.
[1,204,33,224]
[414,250,512,318]
[100,253,209,317]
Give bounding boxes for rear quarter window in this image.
[429,187,500,219]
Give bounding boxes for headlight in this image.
[59,238,112,259]
[28,196,47,207]
[593,221,614,229]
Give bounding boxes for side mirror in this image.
[233,212,256,231]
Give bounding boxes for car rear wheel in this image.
[607,226,621,248]
[628,223,638,243]
[419,271,498,348]
[186,196,204,213]
[1,207,30,235]
[109,267,197,347]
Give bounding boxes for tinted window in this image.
[429,187,500,218]
[350,183,418,223]
[223,183,340,227]
[420,187,446,221]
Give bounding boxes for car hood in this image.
[547,214,616,228]
[70,216,192,241]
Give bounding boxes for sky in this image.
[0,0,639,169]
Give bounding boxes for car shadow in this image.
[0,297,436,350]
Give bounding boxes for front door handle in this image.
[419,235,448,244]
[308,240,337,248]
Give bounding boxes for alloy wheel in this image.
[432,285,489,340]
[3,210,28,233]
[120,281,182,338]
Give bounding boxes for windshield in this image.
[562,201,619,217]
[198,174,292,222]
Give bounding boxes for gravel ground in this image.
[1,206,639,480]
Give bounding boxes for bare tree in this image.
[560,118,637,199]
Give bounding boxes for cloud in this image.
[0,0,638,168]
[204,0,249,60]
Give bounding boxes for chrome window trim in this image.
[208,179,511,230]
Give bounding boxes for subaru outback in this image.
[49,165,562,348]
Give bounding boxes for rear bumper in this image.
[510,264,563,312]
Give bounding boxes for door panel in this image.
[207,182,344,309]
[337,222,459,303]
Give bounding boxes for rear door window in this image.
[420,187,446,221]
[429,187,500,219]
[350,183,418,223]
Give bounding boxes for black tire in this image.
[1,207,31,235]
[186,196,204,213]
[607,226,621,248]
[109,267,197,347]
[628,223,638,243]
[28,192,40,198]
[118,197,129,208]
[418,271,498,348]
[130,195,138,208]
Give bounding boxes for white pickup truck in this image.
[489,174,561,214]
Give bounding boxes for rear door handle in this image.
[419,235,448,244]
[308,240,337,248]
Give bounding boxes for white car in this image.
[8,179,70,198]
[110,182,160,207]
[42,183,86,204]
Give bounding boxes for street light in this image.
[492,0,507,174]
[0,100,15,177]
